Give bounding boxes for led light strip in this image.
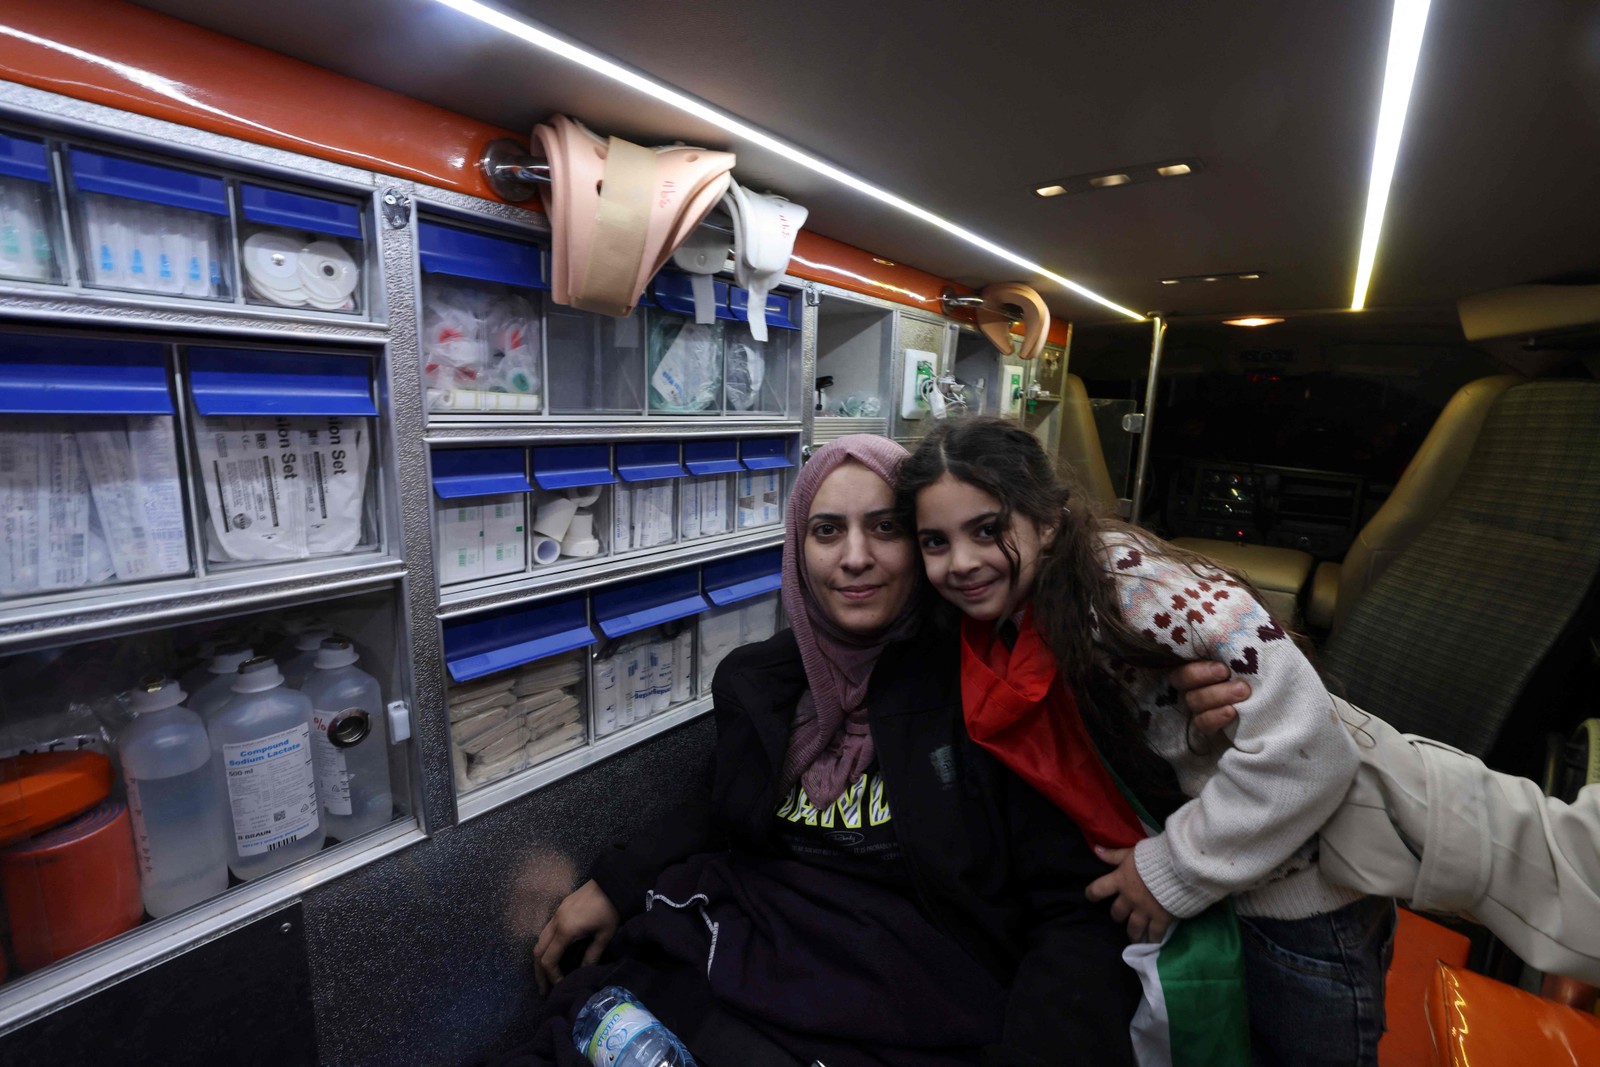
[432,0,1146,321]
[1351,0,1433,311]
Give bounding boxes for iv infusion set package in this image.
[194,415,372,564]
[0,416,189,597]
[241,229,361,313]
[420,280,544,413]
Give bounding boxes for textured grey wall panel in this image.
[300,717,714,1066]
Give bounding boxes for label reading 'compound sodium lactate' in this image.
[223,724,319,855]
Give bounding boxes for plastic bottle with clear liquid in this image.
[187,644,257,726]
[210,656,325,879]
[280,627,333,690]
[116,677,229,917]
[572,985,698,1067]
[299,637,393,842]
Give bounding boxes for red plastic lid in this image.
[0,750,115,848]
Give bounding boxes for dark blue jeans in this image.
[1239,896,1397,1067]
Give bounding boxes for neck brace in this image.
[724,180,808,341]
[670,225,728,325]
[976,282,1051,361]
[534,115,735,318]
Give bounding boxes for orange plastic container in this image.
[0,750,114,847]
[0,800,143,973]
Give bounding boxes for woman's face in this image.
[915,473,1052,623]
[804,462,916,636]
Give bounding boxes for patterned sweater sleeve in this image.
[1103,539,1360,918]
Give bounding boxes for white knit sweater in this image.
[1096,532,1364,920]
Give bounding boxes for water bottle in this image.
[187,644,257,726]
[210,656,325,880]
[280,626,333,689]
[571,986,697,1067]
[299,637,392,842]
[116,677,229,917]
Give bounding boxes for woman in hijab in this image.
[525,435,1137,1067]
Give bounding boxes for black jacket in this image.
[589,624,1137,1066]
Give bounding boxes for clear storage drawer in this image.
[0,334,191,601]
[0,131,64,286]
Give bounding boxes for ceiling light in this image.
[1238,273,1261,280]
[1160,279,1180,285]
[1351,0,1434,311]
[1159,271,1267,285]
[430,0,1145,321]
[1223,317,1284,327]
[1088,173,1132,188]
[1156,163,1192,177]
[1034,184,1068,197]
[1202,276,1219,282]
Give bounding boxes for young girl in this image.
[899,417,1394,1067]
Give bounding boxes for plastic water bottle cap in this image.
[232,656,285,693]
[294,628,334,652]
[209,644,256,674]
[127,676,185,713]
[314,638,359,670]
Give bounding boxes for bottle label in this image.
[311,709,354,816]
[223,723,320,856]
[584,1001,662,1065]
[125,776,157,878]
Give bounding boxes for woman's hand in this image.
[1170,660,1253,737]
[533,879,621,994]
[1086,846,1174,943]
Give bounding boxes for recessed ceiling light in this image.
[1202,276,1219,282]
[1034,184,1068,198]
[1088,173,1132,188]
[1158,271,1267,285]
[1156,163,1192,177]
[1351,0,1433,311]
[1160,279,1180,285]
[430,0,1146,320]
[1238,273,1261,280]
[1223,317,1284,327]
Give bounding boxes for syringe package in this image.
[195,415,372,564]
[0,416,189,598]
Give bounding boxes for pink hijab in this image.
[779,434,917,808]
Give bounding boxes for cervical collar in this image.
[724,180,807,341]
[534,115,735,318]
[976,282,1051,360]
[670,225,728,324]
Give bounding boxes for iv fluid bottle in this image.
[211,656,324,880]
[280,627,333,690]
[116,677,229,917]
[299,637,392,842]
[187,644,257,726]
[572,986,698,1067]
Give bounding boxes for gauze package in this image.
[724,338,767,412]
[1,417,188,597]
[196,415,371,563]
[75,417,188,582]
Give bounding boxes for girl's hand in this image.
[1087,846,1173,943]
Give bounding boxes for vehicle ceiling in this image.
[134,0,1600,325]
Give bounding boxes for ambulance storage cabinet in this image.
[0,85,430,1025]
[0,75,818,1031]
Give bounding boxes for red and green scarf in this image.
[960,608,1250,1067]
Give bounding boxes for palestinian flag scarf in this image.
[960,608,1249,1067]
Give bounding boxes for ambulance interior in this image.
[0,0,1598,1062]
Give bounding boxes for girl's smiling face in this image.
[915,473,1053,622]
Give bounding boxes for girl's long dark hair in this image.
[896,417,1284,808]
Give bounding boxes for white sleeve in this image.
[1107,550,1360,917]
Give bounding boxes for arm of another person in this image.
[1114,556,1360,919]
[987,773,1139,1067]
